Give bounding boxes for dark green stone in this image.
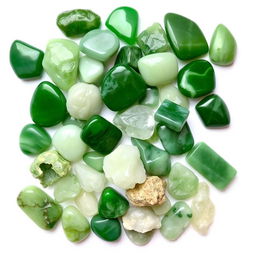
[139,87,159,108]
[10,40,44,79]
[83,151,104,172]
[101,65,147,111]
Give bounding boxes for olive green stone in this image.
[125,229,154,246]
[139,87,159,108]
[83,151,104,172]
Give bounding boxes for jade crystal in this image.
[83,152,104,172]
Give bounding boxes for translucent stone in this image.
[113,105,155,140]
[151,197,172,216]
[124,229,154,246]
[75,191,98,217]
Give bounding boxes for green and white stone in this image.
[151,197,172,216]
[75,191,98,217]
[62,116,86,128]
[139,87,159,108]
[125,229,154,246]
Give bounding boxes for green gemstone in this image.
[83,151,104,172]
[124,229,154,246]
[139,87,159,108]
[81,115,122,155]
[19,124,51,155]
[178,60,215,98]
[98,187,129,218]
[105,6,138,45]
[115,46,142,71]
[17,186,62,230]
[210,24,236,66]
[30,81,67,127]
[62,116,86,128]
[10,40,44,79]
[151,197,172,216]
[155,99,189,132]
[186,142,237,190]
[157,123,194,155]
[43,39,79,91]
[131,138,170,176]
[196,94,230,127]
[101,65,146,111]
[137,23,170,55]
[164,13,208,60]
[57,9,101,37]
[91,214,121,242]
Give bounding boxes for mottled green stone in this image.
[125,229,154,246]
[139,87,159,108]
[83,151,104,172]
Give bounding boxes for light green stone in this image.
[139,87,159,108]
[75,191,98,217]
[62,116,86,128]
[151,197,172,216]
[83,151,104,172]
[125,229,154,246]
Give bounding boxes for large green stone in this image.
[164,13,208,60]
[83,151,104,172]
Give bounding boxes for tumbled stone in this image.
[151,197,172,216]
[75,191,98,217]
[139,87,159,108]
[124,229,154,246]
[83,151,104,172]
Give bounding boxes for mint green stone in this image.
[139,87,159,108]
[62,116,86,128]
[151,197,172,216]
[125,229,154,246]
[83,151,104,172]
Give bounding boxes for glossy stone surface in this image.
[19,124,51,155]
[152,197,172,216]
[43,39,79,91]
[157,123,194,155]
[80,29,119,62]
[139,87,159,108]
[105,6,138,45]
[137,23,170,55]
[164,13,208,60]
[138,52,178,87]
[160,201,192,241]
[10,40,44,79]
[81,115,122,155]
[62,116,86,128]
[186,142,237,190]
[30,81,67,127]
[62,206,90,242]
[75,191,98,217]
[125,229,154,246]
[210,24,236,66]
[196,94,230,127]
[131,138,170,176]
[17,186,62,230]
[98,187,129,218]
[91,214,121,242]
[83,151,104,172]
[57,9,101,37]
[101,65,146,111]
[178,60,215,98]
[155,99,189,132]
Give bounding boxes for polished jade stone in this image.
[131,138,170,176]
[105,6,138,45]
[178,60,215,98]
[10,40,44,79]
[57,9,101,37]
[62,116,86,128]
[83,151,104,172]
[80,29,119,62]
[196,94,230,127]
[101,65,146,111]
[98,187,129,218]
[81,115,122,154]
[137,23,171,55]
[17,186,62,230]
[43,39,79,91]
[186,142,237,190]
[160,201,192,241]
[91,214,121,241]
[157,123,194,155]
[30,81,67,127]
[62,206,90,242]
[19,124,51,155]
[151,197,172,216]
[125,229,154,246]
[164,13,208,60]
[155,99,189,132]
[139,87,159,108]
[210,24,236,66]
[115,46,142,71]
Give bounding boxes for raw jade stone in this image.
[138,52,178,87]
[137,23,171,55]
[210,24,236,66]
[105,6,138,45]
[157,123,194,155]
[139,87,159,108]
[30,81,67,127]
[168,163,199,200]
[125,229,154,246]
[186,142,237,190]
[81,115,122,155]
[98,187,129,218]
[19,124,51,155]
[115,46,142,71]
[57,9,101,37]
[196,94,230,127]
[83,151,104,172]
[43,39,79,91]
[131,137,171,176]
[152,197,172,216]
[91,214,121,242]
[80,29,119,62]
[160,201,192,241]
[101,65,147,111]
[10,40,44,79]
[75,191,98,217]
[164,13,208,60]
[178,60,215,98]
[17,186,62,230]
[155,99,189,132]
[62,206,90,242]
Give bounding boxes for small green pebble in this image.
[83,151,104,172]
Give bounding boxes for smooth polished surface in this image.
[83,151,104,172]
[139,87,159,108]
[124,229,154,246]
